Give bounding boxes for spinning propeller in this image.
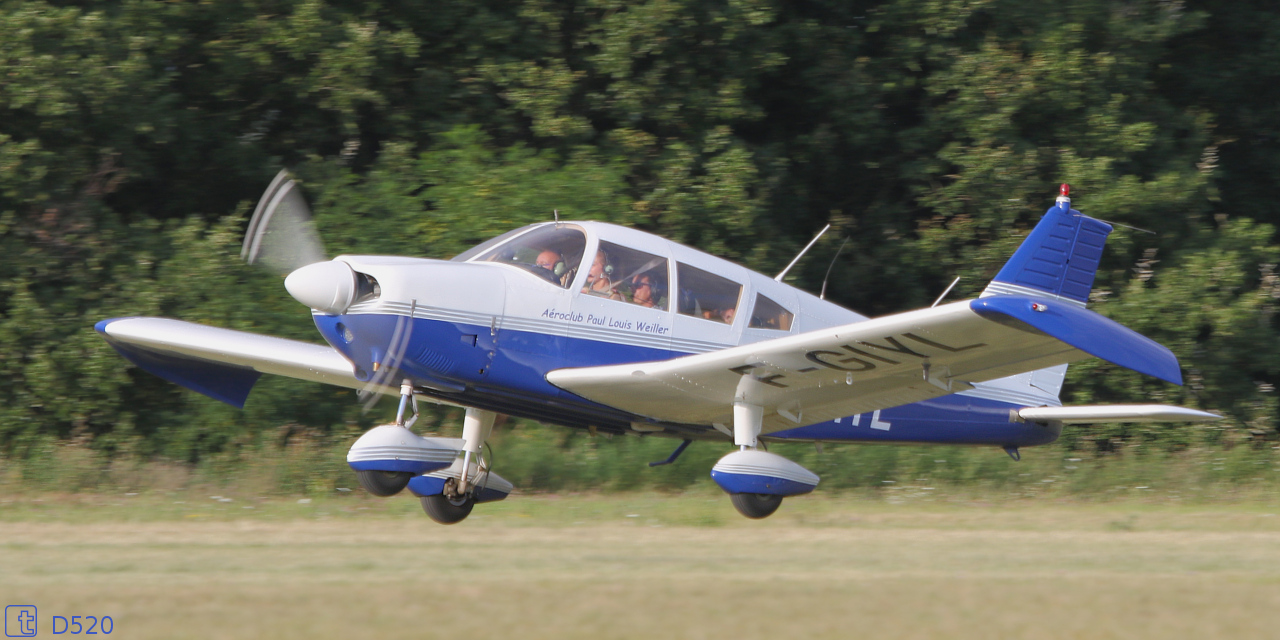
[242,171,327,276]
[242,170,414,409]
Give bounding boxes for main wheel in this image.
[355,469,411,497]
[420,494,475,525]
[730,493,783,519]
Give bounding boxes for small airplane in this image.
[96,177,1219,523]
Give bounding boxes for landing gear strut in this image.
[450,407,495,498]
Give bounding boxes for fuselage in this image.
[311,221,1064,448]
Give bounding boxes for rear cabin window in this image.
[472,225,586,288]
[582,241,669,310]
[676,263,742,324]
[749,293,794,331]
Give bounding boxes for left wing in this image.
[96,317,364,407]
[547,295,1182,432]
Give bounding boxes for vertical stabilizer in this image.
[973,186,1110,404]
[981,184,1113,307]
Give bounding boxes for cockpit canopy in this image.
[452,221,807,333]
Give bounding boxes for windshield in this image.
[471,225,587,287]
[451,225,541,263]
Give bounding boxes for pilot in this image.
[532,248,575,286]
[535,249,562,273]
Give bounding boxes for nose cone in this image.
[285,260,357,314]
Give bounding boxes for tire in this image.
[355,470,411,497]
[420,494,475,525]
[729,493,783,519]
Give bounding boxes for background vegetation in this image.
[3,0,1280,490]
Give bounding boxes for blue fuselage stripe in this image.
[316,313,1061,447]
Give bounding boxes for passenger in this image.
[703,306,735,324]
[582,251,620,298]
[629,273,665,309]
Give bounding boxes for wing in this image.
[96,317,364,407]
[546,295,1183,432]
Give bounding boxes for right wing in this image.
[547,295,1183,432]
[96,317,365,407]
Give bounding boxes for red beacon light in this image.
[1056,183,1071,209]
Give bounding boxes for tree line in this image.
[2,0,1279,465]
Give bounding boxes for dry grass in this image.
[2,494,1280,639]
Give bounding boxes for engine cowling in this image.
[710,449,820,496]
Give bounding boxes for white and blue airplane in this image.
[96,177,1218,523]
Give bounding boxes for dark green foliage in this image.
[2,0,1280,480]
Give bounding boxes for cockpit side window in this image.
[582,241,669,310]
[676,263,742,324]
[473,225,586,287]
[749,293,794,331]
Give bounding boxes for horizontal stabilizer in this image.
[971,296,1182,385]
[1019,404,1220,424]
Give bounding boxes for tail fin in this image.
[981,185,1112,308]
[973,186,1111,404]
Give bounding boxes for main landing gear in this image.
[345,380,513,525]
[710,401,820,519]
[418,407,495,525]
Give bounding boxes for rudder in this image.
[981,185,1112,307]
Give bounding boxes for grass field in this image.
[3,491,1280,639]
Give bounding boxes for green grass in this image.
[3,493,1280,639]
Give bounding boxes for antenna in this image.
[775,224,831,282]
[553,209,560,225]
[819,237,850,300]
[931,276,961,308]
[1090,217,1156,235]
